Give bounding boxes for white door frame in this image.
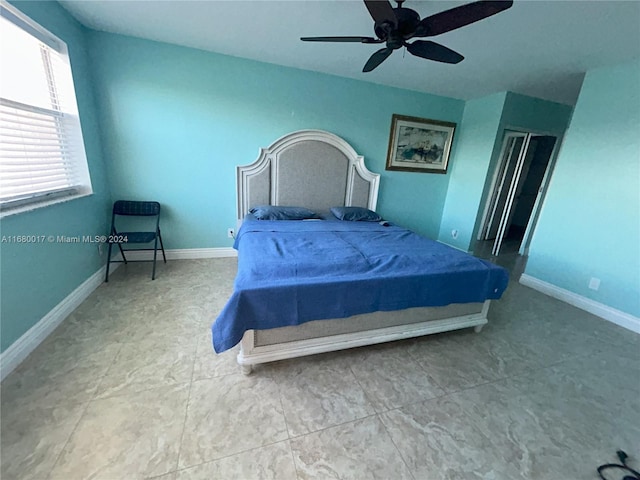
[476,126,561,257]
[477,131,528,241]
[492,133,532,256]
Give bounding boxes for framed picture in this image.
[385,114,456,174]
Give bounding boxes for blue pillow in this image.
[331,206,383,222]
[249,205,318,220]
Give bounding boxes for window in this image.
[0,2,92,215]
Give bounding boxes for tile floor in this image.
[1,257,638,479]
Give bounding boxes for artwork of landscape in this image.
[386,115,456,174]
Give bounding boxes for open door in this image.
[515,136,557,254]
[481,132,528,244]
[479,131,556,257]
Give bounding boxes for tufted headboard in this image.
[236,130,380,222]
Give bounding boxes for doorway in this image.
[478,131,557,257]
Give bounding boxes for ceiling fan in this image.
[301,0,514,72]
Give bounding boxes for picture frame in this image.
[385,114,456,174]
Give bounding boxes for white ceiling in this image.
[59,0,640,106]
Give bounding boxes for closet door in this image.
[491,133,533,256]
[482,132,528,242]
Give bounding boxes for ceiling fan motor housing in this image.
[374,7,421,47]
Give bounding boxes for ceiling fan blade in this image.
[301,36,383,44]
[407,40,464,64]
[362,47,393,72]
[363,0,397,27]
[416,0,513,37]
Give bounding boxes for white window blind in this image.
[0,2,92,213]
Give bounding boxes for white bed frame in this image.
[234,130,489,374]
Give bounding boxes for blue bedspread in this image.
[212,220,509,352]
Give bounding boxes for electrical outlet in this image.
[451,229,459,239]
[588,277,600,291]
[227,228,235,239]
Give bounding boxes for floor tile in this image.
[1,343,121,410]
[192,330,240,380]
[178,374,288,468]
[95,335,197,398]
[47,306,124,345]
[347,341,445,412]
[49,383,189,479]
[290,416,412,480]
[488,282,630,366]
[2,257,638,480]
[450,378,594,479]
[0,400,86,480]
[380,394,528,480]
[175,441,296,480]
[120,305,205,345]
[511,353,640,464]
[147,472,176,480]
[406,328,536,393]
[269,354,375,437]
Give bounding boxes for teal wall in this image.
[0,1,111,352]
[494,93,573,253]
[437,92,573,252]
[525,60,640,317]
[86,31,465,246]
[437,92,507,251]
[500,92,574,136]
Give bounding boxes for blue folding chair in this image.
[105,200,166,282]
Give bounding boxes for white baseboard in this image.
[0,248,236,380]
[112,247,237,261]
[519,274,640,334]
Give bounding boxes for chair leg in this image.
[151,235,159,280]
[117,242,127,264]
[105,241,113,282]
[158,230,167,263]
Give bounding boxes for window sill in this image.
[0,191,94,219]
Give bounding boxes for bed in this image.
[213,129,509,374]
